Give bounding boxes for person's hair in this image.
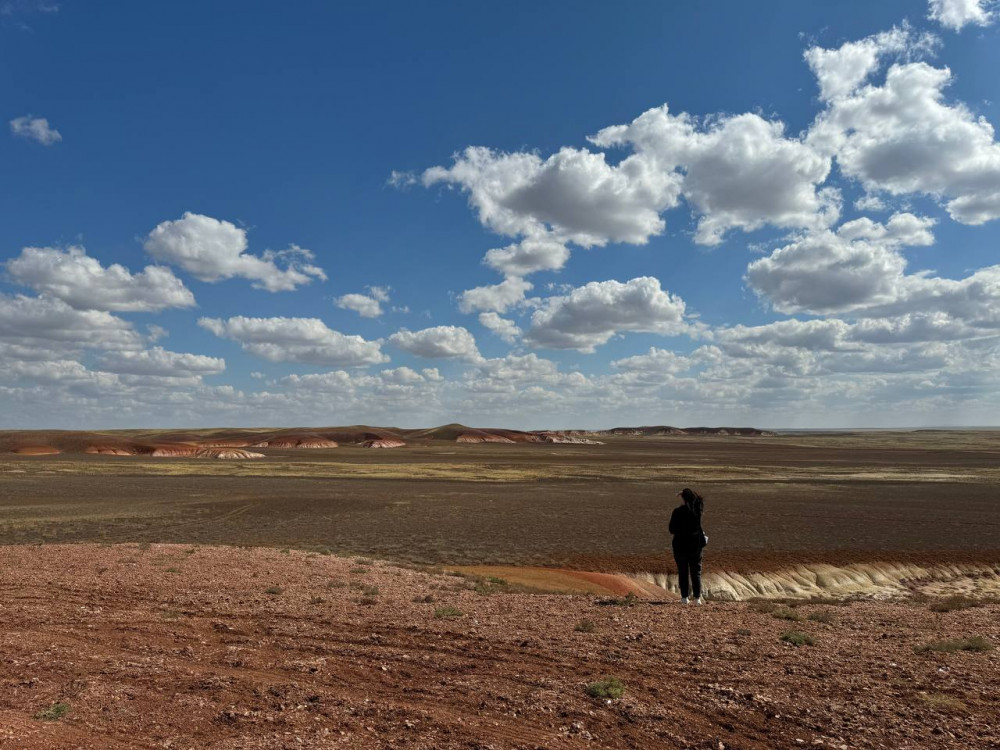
[680,487,704,517]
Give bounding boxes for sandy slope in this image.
[0,545,998,749]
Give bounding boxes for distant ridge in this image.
[1,423,775,456]
[589,426,777,437]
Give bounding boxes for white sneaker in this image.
[694,597,704,605]
[680,597,690,604]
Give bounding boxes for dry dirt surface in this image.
[2,431,1000,573]
[1,545,998,750]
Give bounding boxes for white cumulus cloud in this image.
[6,246,195,312]
[198,315,387,366]
[525,276,696,352]
[144,212,327,292]
[928,0,994,30]
[478,312,522,344]
[388,325,481,360]
[98,347,225,378]
[458,276,533,313]
[807,58,1000,225]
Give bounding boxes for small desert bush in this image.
[735,627,752,636]
[598,592,639,607]
[781,630,815,647]
[280,548,290,555]
[327,579,347,589]
[771,607,802,622]
[361,585,380,597]
[264,585,283,596]
[749,600,778,614]
[354,557,374,566]
[349,566,369,575]
[309,596,325,605]
[161,609,182,620]
[929,595,979,613]
[412,594,435,604]
[434,605,463,619]
[585,677,625,700]
[356,596,378,606]
[574,619,596,633]
[914,636,993,654]
[807,610,834,624]
[34,702,70,721]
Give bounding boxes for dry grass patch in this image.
[914,636,993,654]
[916,692,968,713]
[434,605,463,619]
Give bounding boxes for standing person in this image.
[669,488,707,604]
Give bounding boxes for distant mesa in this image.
[362,438,405,449]
[11,446,61,455]
[455,431,516,444]
[534,431,604,445]
[250,436,338,449]
[85,446,138,456]
[195,448,265,460]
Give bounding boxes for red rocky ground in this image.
[0,544,998,749]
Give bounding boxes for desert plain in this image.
[1,426,998,748]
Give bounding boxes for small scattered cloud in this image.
[928,0,994,30]
[9,115,61,145]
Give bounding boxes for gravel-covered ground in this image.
[1,544,998,749]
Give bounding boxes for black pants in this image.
[673,543,703,599]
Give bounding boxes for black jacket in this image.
[669,504,704,548]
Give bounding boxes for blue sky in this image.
[2,0,1000,429]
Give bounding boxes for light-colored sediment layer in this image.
[630,561,1000,601]
[449,565,664,596]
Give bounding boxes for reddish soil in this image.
[1,544,998,749]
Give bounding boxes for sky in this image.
[2,0,1000,430]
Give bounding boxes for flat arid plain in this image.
[1,427,999,748]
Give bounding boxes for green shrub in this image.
[264,585,283,596]
[914,637,993,654]
[434,606,463,619]
[574,619,596,633]
[781,630,815,647]
[585,677,625,699]
[34,702,70,721]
